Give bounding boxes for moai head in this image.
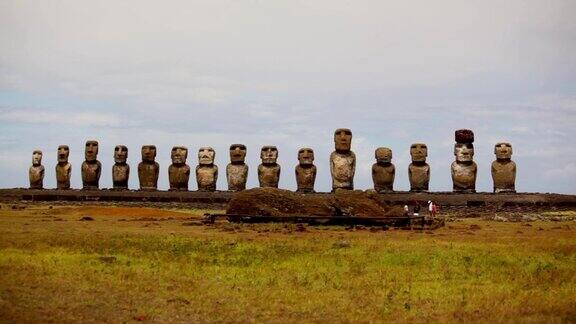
[114,145,128,163]
[494,142,513,160]
[198,147,215,165]
[32,150,43,166]
[334,128,352,152]
[261,146,278,164]
[141,145,157,162]
[57,145,69,163]
[454,143,474,162]
[85,140,99,162]
[410,143,428,163]
[229,144,246,163]
[375,147,392,164]
[171,146,188,165]
[298,148,314,166]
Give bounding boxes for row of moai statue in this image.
[29,128,516,193]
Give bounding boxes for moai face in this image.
[298,148,314,166]
[410,143,428,162]
[261,146,278,164]
[85,140,99,162]
[495,142,513,160]
[334,128,352,152]
[141,145,157,162]
[454,143,474,162]
[114,145,128,163]
[198,147,215,165]
[32,150,43,166]
[171,146,188,164]
[229,144,247,163]
[57,145,70,163]
[375,147,392,163]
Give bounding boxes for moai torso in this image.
[408,143,430,192]
[82,161,102,189]
[451,161,477,192]
[138,162,159,190]
[196,165,218,191]
[169,165,190,190]
[330,128,355,191]
[113,164,130,189]
[409,163,430,192]
[112,145,129,189]
[492,142,516,193]
[372,164,395,192]
[56,145,72,190]
[296,165,316,193]
[372,147,394,192]
[330,151,355,190]
[259,146,280,188]
[226,144,248,191]
[56,163,72,189]
[452,130,477,193]
[295,147,316,193]
[258,164,281,188]
[138,145,159,190]
[196,147,217,191]
[227,164,248,191]
[82,140,101,189]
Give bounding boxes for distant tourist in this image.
[403,205,409,217]
[413,203,420,217]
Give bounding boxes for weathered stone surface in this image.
[408,143,430,192]
[451,131,477,192]
[29,150,44,189]
[226,144,248,191]
[196,147,217,191]
[330,128,355,191]
[169,146,190,191]
[81,140,101,190]
[372,147,394,192]
[258,146,280,188]
[492,142,516,193]
[55,145,72,190]
[138,145,159,190]
[295,148,316,193]
[112,145,129,190]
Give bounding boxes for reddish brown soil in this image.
[227,188,404,217]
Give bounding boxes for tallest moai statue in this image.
[330,128,356,191]
[451,129,477,193]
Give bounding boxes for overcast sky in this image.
[1,0,575,193]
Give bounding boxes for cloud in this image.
[0,108,123,127]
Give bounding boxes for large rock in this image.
[227,188,404,218]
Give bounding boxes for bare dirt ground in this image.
[0,203,575,322]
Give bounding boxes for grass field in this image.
[1,204,575,322]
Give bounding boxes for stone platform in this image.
[1,189,575,210]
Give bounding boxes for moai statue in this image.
[295,148,316,193]
[55,145,72,190]
[112,145,129,190]
[226,144,248,191]
[330,128,355,191]
[81,140,101,190]
[408,143,430,192]
[138,145,159,190]
[196,147,218,191]
[258,146,280,188]
[372,147,395,192]
[29,150,44,189]
[169,146,190,191]
[492,142,516,193]
[451,129,477,193]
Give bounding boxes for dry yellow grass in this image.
[0,204,575,322]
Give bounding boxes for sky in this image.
[0,0,575,193]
